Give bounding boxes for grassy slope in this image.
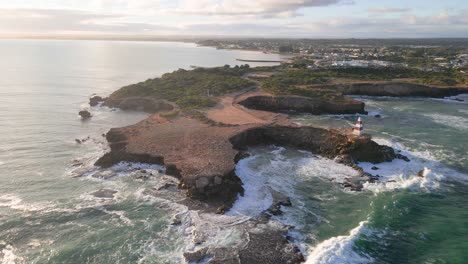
[110,65,255,110]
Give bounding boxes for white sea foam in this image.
[359,138,468,193]
[0,194,53,212]
[305,221,373,264]
[422,113,468,131]
[0,243,24,264]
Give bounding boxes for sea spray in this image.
[305,221,374,264]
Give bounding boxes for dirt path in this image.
[204,73,282,125]
[205,93,270,125]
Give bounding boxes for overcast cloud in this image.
[0,0,467,37]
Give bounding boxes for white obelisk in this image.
[353,117,363,136]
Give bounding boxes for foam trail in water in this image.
[422,113,468,131]
[305,221,373,264]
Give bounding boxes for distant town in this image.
[197,38,468,73]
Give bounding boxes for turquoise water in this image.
[0,39,467,263]
[290,97,468,263]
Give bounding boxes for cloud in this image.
[173,0,350,18]
[367,7,412,14]
[0,8,175,34]
[180,10,468,38]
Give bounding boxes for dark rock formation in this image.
[183,227,304,264]
[267,189,292,216]
[237,95,366,115]
[104,96,174,113]
[89,96,104,106]
[79,110,92,119]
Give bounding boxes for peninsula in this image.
[92,64,468,263]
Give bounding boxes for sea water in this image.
[0,39,467,263]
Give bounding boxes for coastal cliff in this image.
[236,94,366,114]
[313,81,468,97]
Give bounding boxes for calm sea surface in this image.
[0,39,467,264]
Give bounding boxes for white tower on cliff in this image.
[353,117,363,136]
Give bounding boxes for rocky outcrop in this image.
[104,96,174,113]
[229,126,395,164]
[183,227,304,264]
[89,96,104,106]
[79,110,92,119]
[317,82,468,97]
[237,95,366,115]
[95,115,397,210]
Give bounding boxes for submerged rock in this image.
[91,189,117,198]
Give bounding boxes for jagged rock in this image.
[417,169,425,178]
[183,248,208,263]
[79,110,92,119]
[165,164,181,178]
[75,139,82,144]
[267,189,292,216]
[216,205,227,214]
[371,166,379,170]
[374,114,382,118]
[157,182,176,190]
[89,96,104,106]
[396,154,410,162]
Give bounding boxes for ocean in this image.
[0,39,467,264]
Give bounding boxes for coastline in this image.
[87,63,467,263]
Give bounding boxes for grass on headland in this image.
[260,67,468,99]
[110,65,255,110]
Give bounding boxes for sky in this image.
[0,0,467,38]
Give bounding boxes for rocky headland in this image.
[90,66,467,263]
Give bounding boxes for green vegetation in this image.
[261,67,468,93]
[110,65,254,110]
[261,69,347,101]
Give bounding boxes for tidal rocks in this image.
[79,110,92,119]
[396,153,411,162]
[89,96,104,106]
[237,95,366,115]
[182,228,304,264]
